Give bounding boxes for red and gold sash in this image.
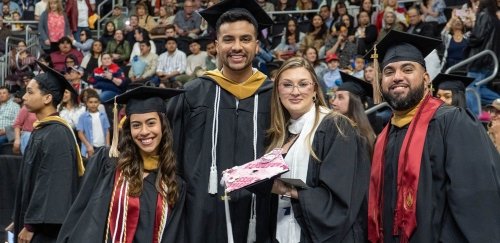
[368,95,443,243]
[106,170,169,243]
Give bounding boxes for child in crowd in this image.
[11,11,24,31]
[77,91,110,158]
[351,55,365,79]
[322,52,342,100]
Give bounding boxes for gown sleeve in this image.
[442,108,500,241]
[292,114,371,242]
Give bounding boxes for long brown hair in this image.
[346,93,375,154]
[117,112,179,205]
[267,57,328,158]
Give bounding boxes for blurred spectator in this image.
[150,5,175,38]
[303,46,327,83]
[2,5,11,21]
[325,24,356,70]
[377,8,404,41]
[156,37,186,85]
[109,5,126,30]
[12,105,36,154]
[129,27,156,61]
[81,40,103,78]
[89,53,127,101]
[421,0,447,35]
[0,86,20,147]
[299,14,328,57]
[374,0,407,31]
[38,0,71,53]
[34,54,52,75]
[322,52,342,99]
[440,10,468,70]
[34,0,47,20]
[0,16,10,55]
[10,11,23,31]
[105,29,131,66]
[67,65,90,94]
[363,61,376,83]
[50,37,84,72]
[99,21,116,49]
[296,0,318,21]
[351,55,365,79]
[58,88,85,130]
[407,6,435,37]
[361,0,376,22]
[319,5,334,29]
[274,18,305,61]
[466,0,500,115]
[124,15,140,47]
[136,2,156,32]
[338,14,355,40]
[66,0,96,42]
[129,40,158,85]
[487,99,500,152]
[173,0,202,39]
[63,54,80,75]
[175,39,207,83]
[204,39,217,70]
[70,29,94,56]
[332,1,353,26]
[355,10,377,55]
[274,0,295,23]
[7,41,36,88]
[0,0,22,17]
[257,0,275,13]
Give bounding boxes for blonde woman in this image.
[38,0,71,52]
[258,57,370,242]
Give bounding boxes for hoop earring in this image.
[313,95,317,102]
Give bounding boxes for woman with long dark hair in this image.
[433,73,474,109]
[273,18,305,61]
[258,57,369,242]
[299,14,328,57]
[57,86,186,242]
[331,71,376,153]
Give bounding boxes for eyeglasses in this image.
[278,81,314,94]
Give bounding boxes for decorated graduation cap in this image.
[108,86,184,157]
[199,0,274,31]
[34,60,78,100]
[432,73,474,93]
[364,30,442,104]
[338,71,373,102]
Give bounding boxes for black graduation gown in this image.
[56,148,186,243]
[381,106,500,242]
[256,114,371,243]
[12,120,80,243]
[166,76,273,243]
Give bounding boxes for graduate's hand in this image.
[18,227,34,243]
[87,147,95,157]
[5,222,13,232]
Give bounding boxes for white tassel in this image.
[247,215,256,243]
[208,165,218,194]
[224,191,234,243]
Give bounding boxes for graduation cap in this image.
[432,73,474,94]
[34,60,78,99]
[199,0,274,31]
[108,86,184,157]
[338,71,373,102]
[364,30,442,103]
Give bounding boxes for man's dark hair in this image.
[140,40,151,46]
[165,24,175,31]
[35,79,62,108]
[58,36,72,45]
[0,85,10,93]
[165,36,177,44]
[215,9,258,36]
[320,5,330,11]
[85,90,100,102]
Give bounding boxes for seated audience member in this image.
[129,28,157,62]
[81,40,104,78]
[71,29,94,56]
[319,5,334,29]
[173,0,202,39]
[487,98,500,152]
[296,0,318,21]
[351,55,366,79]
[99,21,116,50]
[303,46,327,83]
[325,23,357,70]
[11,11,24,31]
[66,65,90,94]
[77,91,110,158]
[377,8,404,41]
[175,39,207,83]
[50,37,84,72]
[204,40,217,71]
[156,37,187,86]
[105,29,131,67]
[129,40,158,85]
[58,88,85,131]
[124,15,140,47]
[150,5,175,39]
[89,53,127,101]
[420,0,447,35]
[0,86,20,147]
[407,6,435,37]
[109,4,126,31]
[136,2,156,32]
[7,41,36,89]
[299,14,328,57]
[355,10,378,55]
[337,14,356,40]
[273,18,304,61]
[321,52,342,100]
[374,0,407,31]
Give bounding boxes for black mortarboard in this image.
[363,30,441,104]
[108,86,184,157]
[338,71,373,101]
[34,61,77,98]
[364,30,441,69]
[113,86,184,116]
[199,0,274,31]
[432,73,474,93]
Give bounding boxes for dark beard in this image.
[382,82,425,111]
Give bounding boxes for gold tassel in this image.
[109,97,120,158]
[371,45,383,104]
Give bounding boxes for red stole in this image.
[107,170,167,243]
[368,95,443,243]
